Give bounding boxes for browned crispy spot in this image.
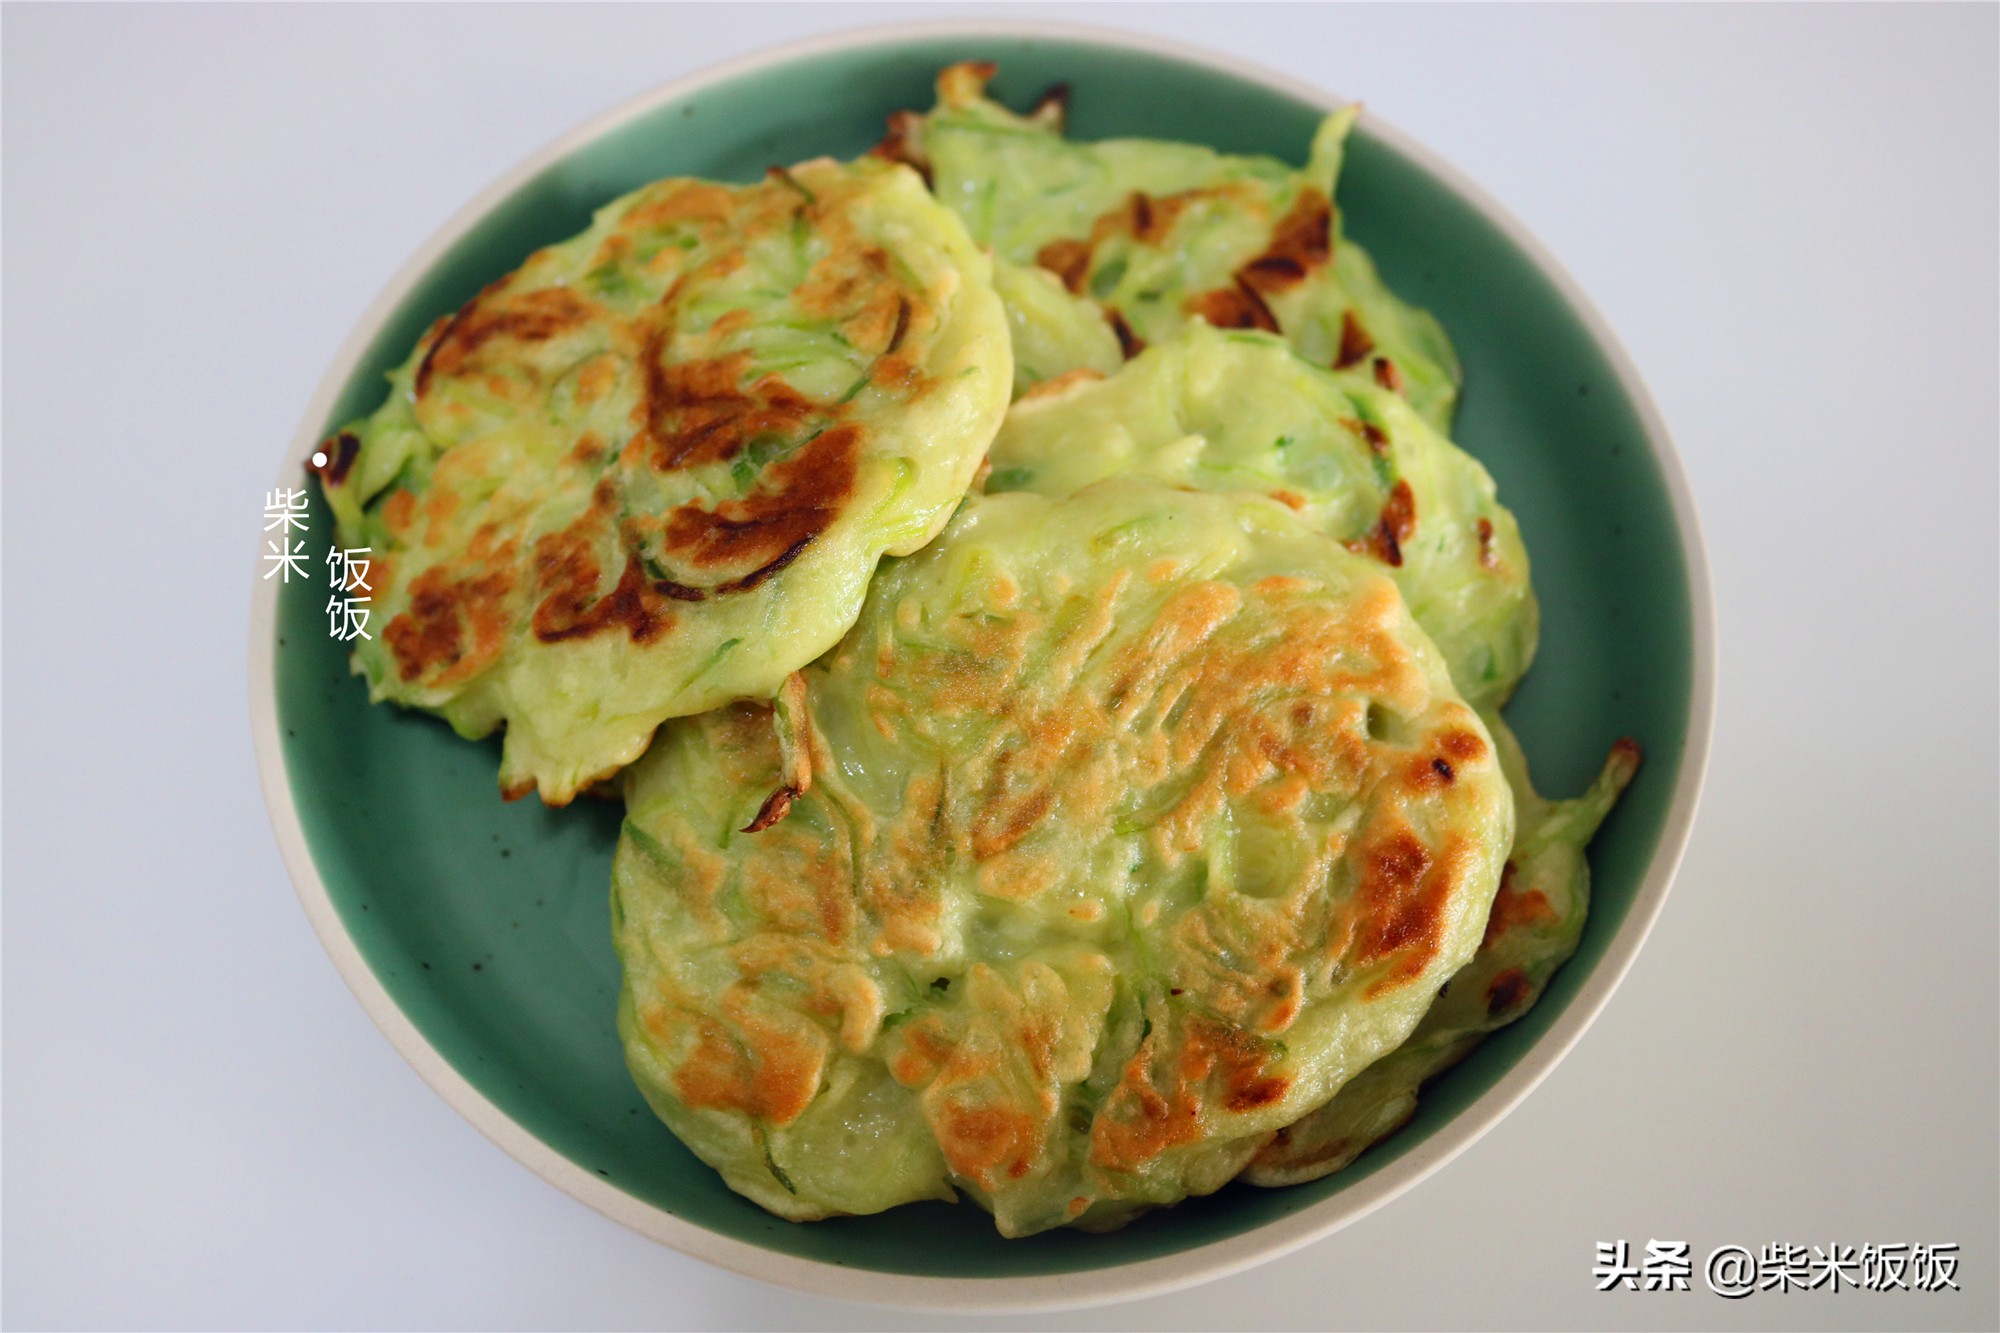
[1439,728,1487,763]
[885,295,912,355]
[1035,238,1094,294]
[1373,356,1404,393]
[870,109,932,185]
[1340,416,1389,454]
[1352,823,1469,996]
[638,342,823,471]
[1092,1014,1288,1172]
[1486,968,1531,1017]
[1186,278,1278,333]
[385,563,515,685]
[940,60,999,104]
[1188,189,1332,332]
[1122,191,1190,247]
[1017,366,1106,403]
[1482,862,1559,947]
[1032,81,1071,130]
[380,489,417,539]
[621,180,740,234]
[669,1008,824,1126]
[1107,308,1147,358]
[532,550,677,645]
[970,752,1055,860]
[1035,189,1209,297]
[659,424,861,587]
[416,285,593,398]
[934,1101,1040,1188]
[1270,489,1308,511]
[311,432,360,485]
[1236,189,1333,294]
[1476,517,1498,570]
[1335,311,1376,369]
[1347,480,1417,567]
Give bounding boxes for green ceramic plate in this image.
[250,21,1713,1311]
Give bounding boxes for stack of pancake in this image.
[313,63,1635,1237]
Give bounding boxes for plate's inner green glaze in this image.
[275,35,1693,1278]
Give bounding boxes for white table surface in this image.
[4,4,1995,1329]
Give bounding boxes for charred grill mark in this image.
[652,579,706,603]
[1107,308,1147,359]
[1430,756,1456,783]
[1335,311,1376,369]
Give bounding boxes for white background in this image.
[4,4,1995,1329]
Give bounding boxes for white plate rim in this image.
[247,15,1718,1315]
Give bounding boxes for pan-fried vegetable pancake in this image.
[991,257,1123,397]
[613,480,1512,1236]
[985,323,1536,710]
[876,62,1461,428]
[1244,716,1638,1186]
[977,325,1638,1190]
[313,156,1011,804]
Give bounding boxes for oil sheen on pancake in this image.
[875,61,1461,428]
[612,480,1512,1235]
[985,323,1537,711]
[313,156,1011,804]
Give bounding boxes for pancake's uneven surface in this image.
[613,480,1512,1235]
[986,323,1537,710]
[1244,715,1638,1186]
[877,62,1461,427]
[314,156,1010,804]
